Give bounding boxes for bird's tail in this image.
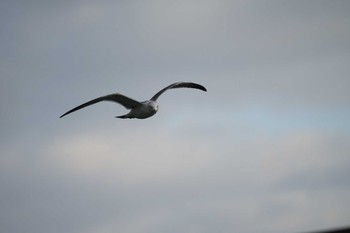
[116,114,129,119]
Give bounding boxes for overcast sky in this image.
[1,1,350,233]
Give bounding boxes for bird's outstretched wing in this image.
[150,82,207,101]
[60,93,142,118]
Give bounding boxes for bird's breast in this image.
[131,104,157,119]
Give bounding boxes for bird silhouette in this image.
[60,82,207,119]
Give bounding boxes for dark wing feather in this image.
[150,82,207,101]
[60,93,142,118]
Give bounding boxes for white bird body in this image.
[60,82,206,119]
[121,101,158,119]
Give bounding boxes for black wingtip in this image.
[59,112,68,118]
[193,83,207,92]
[181,82,207,92]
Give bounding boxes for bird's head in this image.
[148,101,159,113]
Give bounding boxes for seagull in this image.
[60,82,207,119]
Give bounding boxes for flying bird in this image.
[60,82,207,119]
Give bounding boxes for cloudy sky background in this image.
[1,1,350,233]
